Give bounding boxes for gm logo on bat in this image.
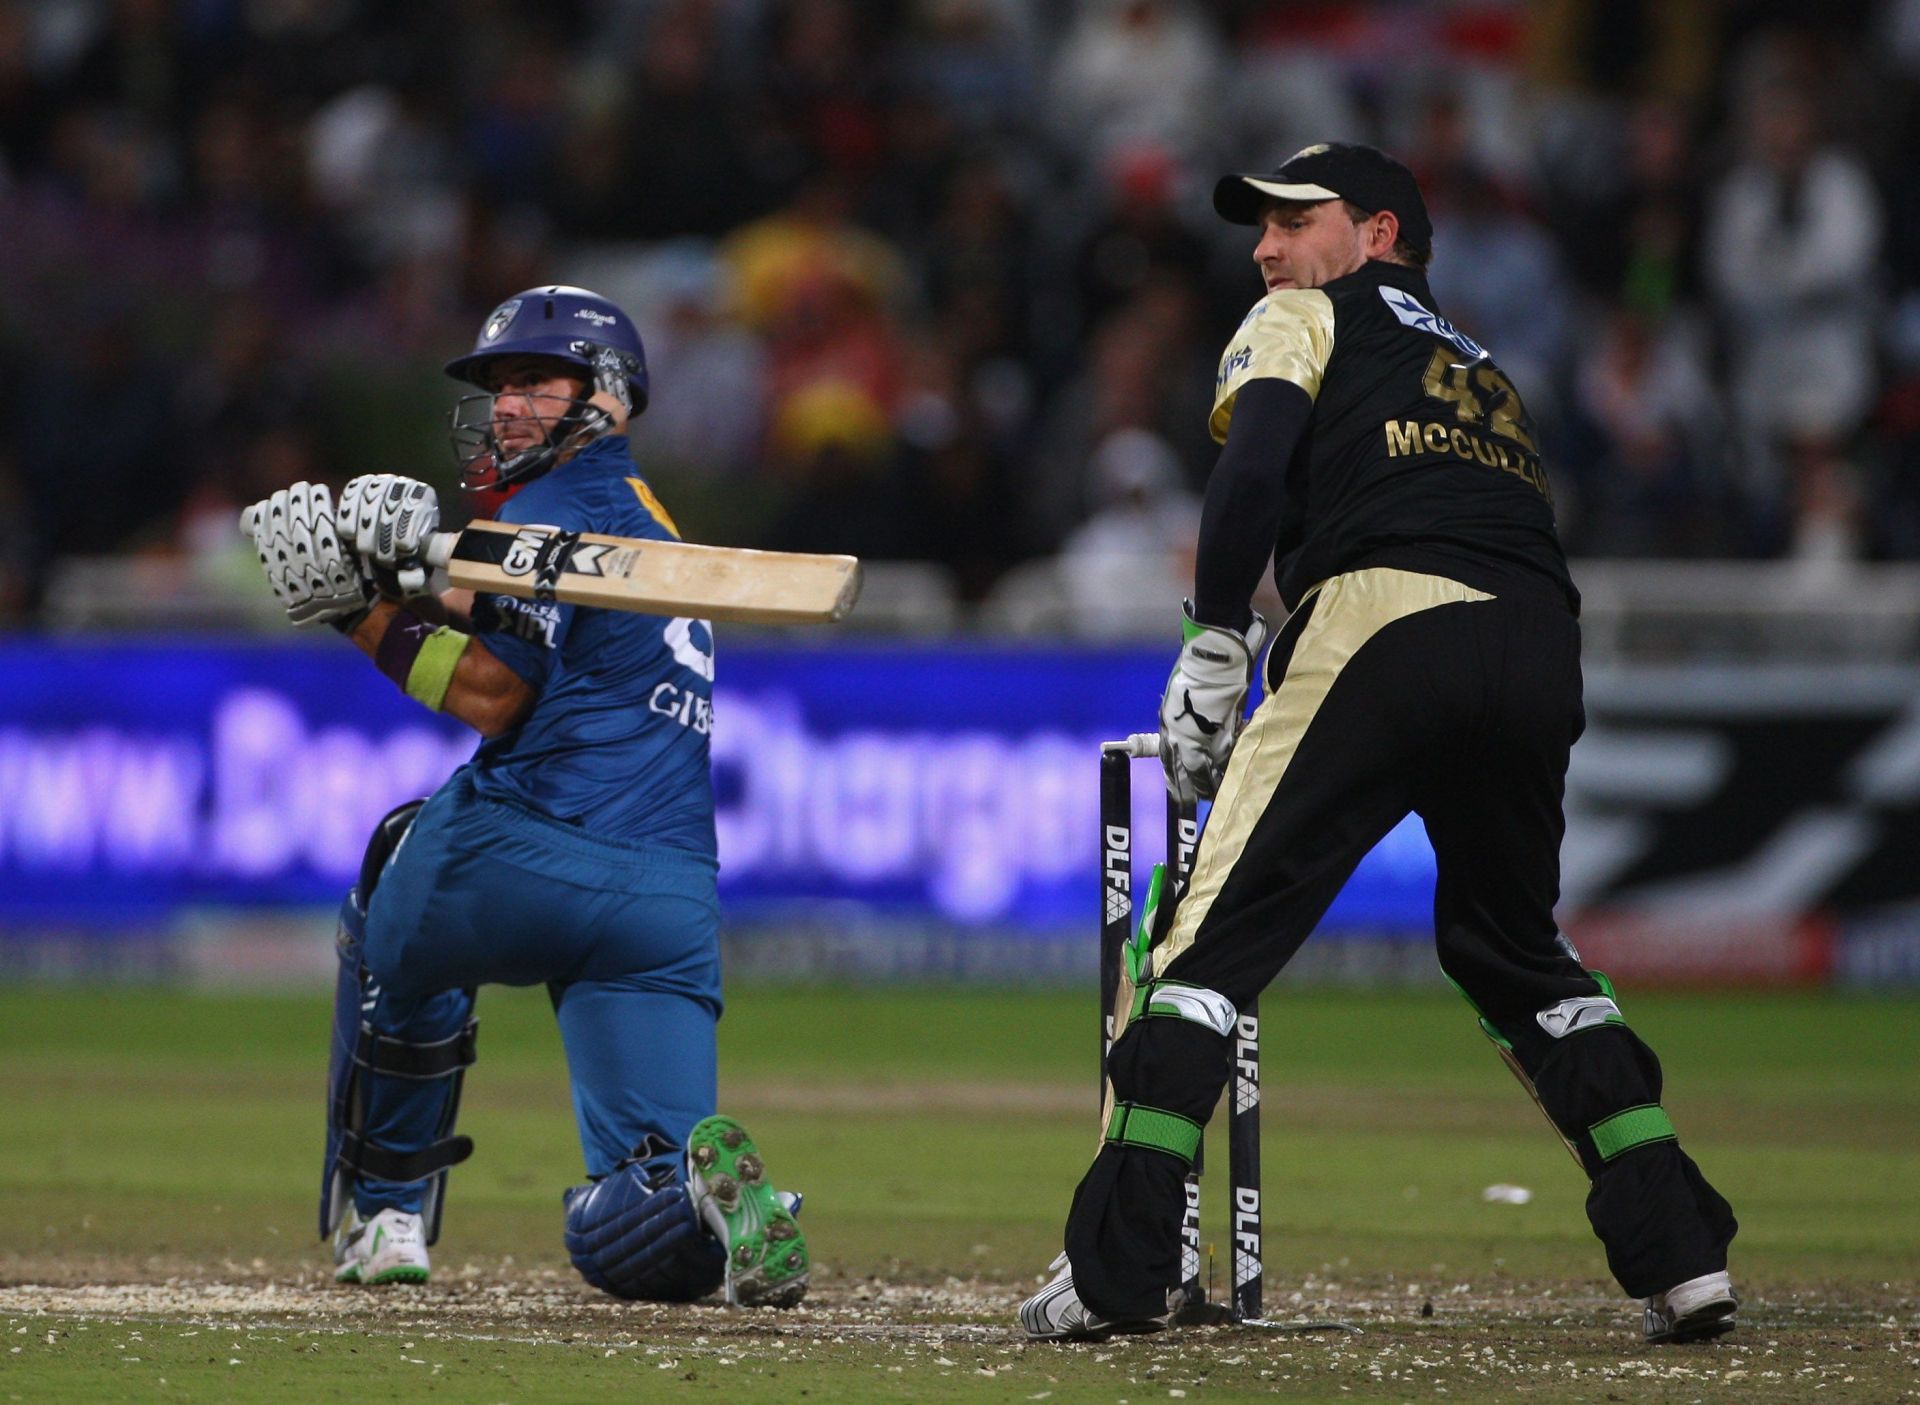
[500,526,619,580]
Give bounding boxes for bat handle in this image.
[425,531,456,569]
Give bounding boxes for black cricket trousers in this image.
[1069,567,1736,1320]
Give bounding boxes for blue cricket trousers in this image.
[354,769,722,1211]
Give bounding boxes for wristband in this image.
[375,607,469,712]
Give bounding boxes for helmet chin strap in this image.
[488,437,561,484]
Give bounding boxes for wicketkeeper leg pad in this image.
[1065,1015,1231,1321]
[1127,978,1238,1037]
[1488,1000,1738,1298]
[563,1155,726,1302]
[321,802,477,1246]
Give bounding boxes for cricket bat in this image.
[425,519,862,625]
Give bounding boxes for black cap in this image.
[1213,142,1432,252]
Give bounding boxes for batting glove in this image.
[1158,601,1269,805]
[338,473,440,597]
[239,483,371,632]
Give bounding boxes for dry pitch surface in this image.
[3,983,1916,1402]
[6,1266,1913,1403]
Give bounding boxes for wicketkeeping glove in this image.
[239,482,371,631]
[337,473,441,597]
[1158,601,1270,805]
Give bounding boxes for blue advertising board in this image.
[0,639,1436,937]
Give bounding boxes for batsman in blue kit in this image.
[240,286,809,1307]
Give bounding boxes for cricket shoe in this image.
[686,1115,810,1308]
[1643,1270,1737,1344]
[333,1206,430,1286]
[1020,1252,1167,1342]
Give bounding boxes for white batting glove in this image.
[1158,601,1269,805]
[338,473,440,596]
[239,483,371,631]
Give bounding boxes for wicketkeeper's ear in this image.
[1367,208,1401,258]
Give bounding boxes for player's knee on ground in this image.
[1488,994,1737,1295]
[564,1161,726,1302]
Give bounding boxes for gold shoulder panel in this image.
[1209,289,1336,443]
[626,476,683,540]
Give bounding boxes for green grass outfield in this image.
[2,982,1916,1403]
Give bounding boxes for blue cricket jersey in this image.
[462,436,718,860]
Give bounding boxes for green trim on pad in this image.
[404,627,469,711]
[1104,1102,1202,1165]
[1443,972,1514,1050]
[1130,865,1165,984]
[1590,1104,1676,1161]
[1129,978,1169,1024]
[1143,980,1201,1005]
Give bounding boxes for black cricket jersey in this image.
[1210,260,1578,614]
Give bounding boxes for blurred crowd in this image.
[5,0,1920,627]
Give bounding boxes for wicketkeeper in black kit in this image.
[1021,144,1738,1345]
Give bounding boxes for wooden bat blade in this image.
[430,520,861,625]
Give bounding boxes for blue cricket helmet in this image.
[445,285,650,413]
[445,285,650,495]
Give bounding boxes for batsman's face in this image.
[487,357,589,456]
[1252,200,1374,291]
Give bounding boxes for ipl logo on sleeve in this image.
[1216,345,1254,393]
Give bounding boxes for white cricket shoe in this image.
[1019,1252,1166,1342]
[1643,1269,1736,1344]
[333,1206,431,1286]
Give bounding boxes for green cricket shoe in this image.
[686,1115,810,1308]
